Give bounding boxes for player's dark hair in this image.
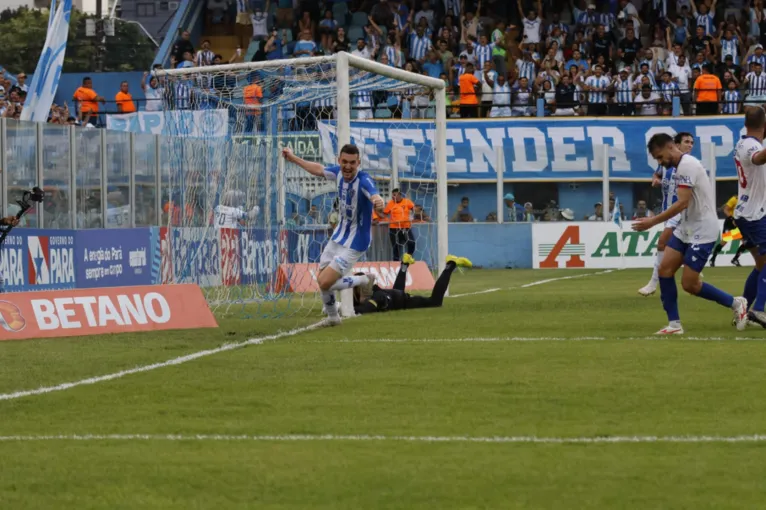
[647,133,674,152]
[744,106,766,129]
[673,132,692,144]
[339,144,360,158]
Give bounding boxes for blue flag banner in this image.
[318,117,747,181]
[20,0,72,122]
[613,196,623,229]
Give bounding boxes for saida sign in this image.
[533,221,752,269]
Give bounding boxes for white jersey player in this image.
[213,191,259,228]
[633,133,747,335]
[638,132,694,297]
[282,144,385,326]
[731,106,766,327]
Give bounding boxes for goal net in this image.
[157,53,448,317]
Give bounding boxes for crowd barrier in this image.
[0,221,748,294]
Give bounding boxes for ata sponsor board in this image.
[76,229,153,288]
[275,261,436,293]
[0,284,217,341]
[532,221,752,269]
[319,117,745,181]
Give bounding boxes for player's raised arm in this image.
[282,147,330,179]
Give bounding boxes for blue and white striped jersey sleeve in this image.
[323,165,340,180]
[359,173,379,200]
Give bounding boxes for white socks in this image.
[329,274,369,291]
[651,250,664,284]
[321,290,338,316]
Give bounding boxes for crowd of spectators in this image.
[223,0,766,117]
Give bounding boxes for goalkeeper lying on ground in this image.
[353,254,472,314]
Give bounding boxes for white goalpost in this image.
[156,52,448,318]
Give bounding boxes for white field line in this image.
[518,269,618,288]
[332,336,766,343]
[447,268,618,299]
[0,269,621,402]
[1,433,766,444]
[0,321,327,402]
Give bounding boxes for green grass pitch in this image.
[3,266,766,509]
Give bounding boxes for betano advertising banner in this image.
[532,220,752,269]
[318,117,746,181]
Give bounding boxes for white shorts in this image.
[319,240,364,277]
[489,106,511,118]
[665,214,681,230]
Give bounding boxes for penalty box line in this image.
[331,336,766,343]
[1,433,766,444]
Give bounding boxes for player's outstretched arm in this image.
[370,193,385,214]
[282,147,326,178]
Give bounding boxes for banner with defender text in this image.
[532,221,753,269]
[319,117,745,180]
[0,284,217,341]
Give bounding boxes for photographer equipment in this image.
[0,186,44,247]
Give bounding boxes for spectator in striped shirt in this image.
[747,45,766,68]
[659,72,681,114]
[633,62,657,89]
[474,34,493,70]
[409,25,433,63]
[511,77,534,117]
[516,51,537,84]
[722,80,742,113]
[195,40,215,67]
[691,0,717,36]
[612,67,634,115]
[745,61,766,104]
[717,27,742,64]
[584,64,610,115]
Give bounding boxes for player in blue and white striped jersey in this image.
[638,132,693,297]
[584,65,610,115]
[282,144,385,326]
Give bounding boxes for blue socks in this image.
[696,282,734,308]
[753,266,766,312]
[744,268,759,309]
[659,276,680,322]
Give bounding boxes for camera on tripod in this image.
[15,186,44,218]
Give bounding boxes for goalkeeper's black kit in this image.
[354,261,458,314]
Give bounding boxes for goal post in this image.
[156,52,449,317]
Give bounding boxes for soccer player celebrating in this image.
[633,133,748,335]
[638,132,694,296]
[353,254,472,314]
[282,144,385,325]
[213,190,260,228]
[732,107,766,327]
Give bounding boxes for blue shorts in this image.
[735,217,766,256]
[667,234,715,273]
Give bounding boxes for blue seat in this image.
[375,108,392,118]
[350,11,369,27]
[332,3,348,24]
[347,26,364,42]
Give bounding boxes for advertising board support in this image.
[129,132,137,228]
[100,129,108,229]
[69,125,77,228]
[601,144,610,222]
[0,118,7,216]
[708,149,717,209]
[154,134,162,226]
[496,146,504,224]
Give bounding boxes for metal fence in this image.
[1,118,165,229]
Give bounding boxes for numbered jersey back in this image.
[214,205,245,228]
[734,136,766,221]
